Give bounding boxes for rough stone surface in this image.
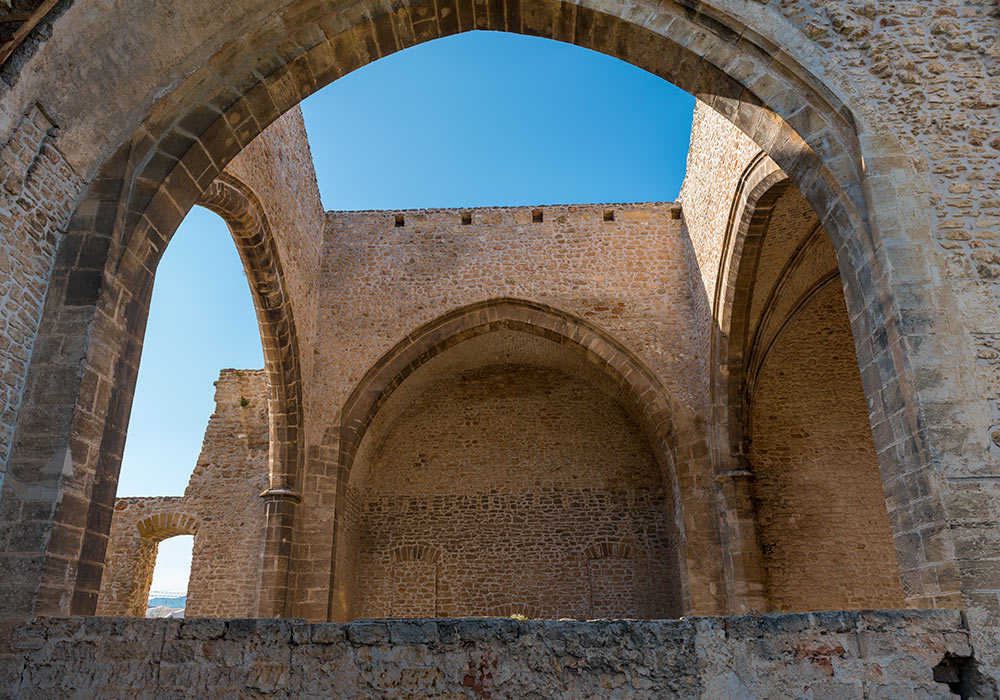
[0,103,81,469]
[9,610,973,699]
[350,362,681,620]
[0,0,999,692]
[96,108,937,628]
[743,187,904,612]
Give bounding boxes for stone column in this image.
[257,488,300,618]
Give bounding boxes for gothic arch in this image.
[197,171,303,498]
[714,165,906,613]
[6,1,944,618]
[336,298,681,489]
[323,297,719,620]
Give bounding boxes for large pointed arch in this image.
[3,0,948,621]
[321,297,721,621]
[197,171,303,495]
[713,157,909,614]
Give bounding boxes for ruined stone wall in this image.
[678,100,763,325]
[679,110,908,614]
[0,0,996,690]
[183,369,269,618]
[97,370,269,618]
[96,497,193,617]
[350,363,680,620]
[0,103,82,470]
[751,281,905,611]
[10,610,976,698]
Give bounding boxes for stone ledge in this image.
[9,610,975,698]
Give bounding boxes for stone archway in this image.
[196,172,304,616]
[320,298,715,622]
[714,162,906,614]
[1,1,953,625]
[198,172,303,498]
[97,505,200,618]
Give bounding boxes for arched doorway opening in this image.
[5,6,944,623]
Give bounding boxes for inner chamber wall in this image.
[341,334,682,619]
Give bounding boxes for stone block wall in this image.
[743,187,904,611]
[290,200,717,621]
[349,362,681,620]
[0,103,82,470]
[9,610,978,698]
[96,369,269,618]
[0,0,997,691]
[678,100,765,372]
[316,200,705,419]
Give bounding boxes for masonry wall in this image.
[0,104,82,471]
[349,363,681,620]
[677,100,764,365]
[316,202,704,420]
[10,610,976,699]
[0,0,998,691]
[97,370,269,618]
[290,201,716,621]
[743,189,904,611]
[751,282,905,611]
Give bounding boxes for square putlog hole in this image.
[531,209,543,223]
[604,209,615,222]
[394,213,405,227]
[461,212,472,225]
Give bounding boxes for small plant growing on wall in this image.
[240,396,249,408]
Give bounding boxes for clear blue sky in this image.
[120,31,695,594]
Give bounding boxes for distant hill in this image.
[148,596,186,608]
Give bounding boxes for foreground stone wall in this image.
[10,610,976,698]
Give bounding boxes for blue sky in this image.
[121,31,695,594]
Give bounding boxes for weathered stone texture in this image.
[349,362,681,620]
[295,201,716,622]
[0,0,998,690]
[678,101,763,326]
[96,370,268,619]
[0,103,81,468]
[317,201,700,419]
[222,106,324,448]
[750,280,904,610]
[742,186,904,611]
[10,610,973,698]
